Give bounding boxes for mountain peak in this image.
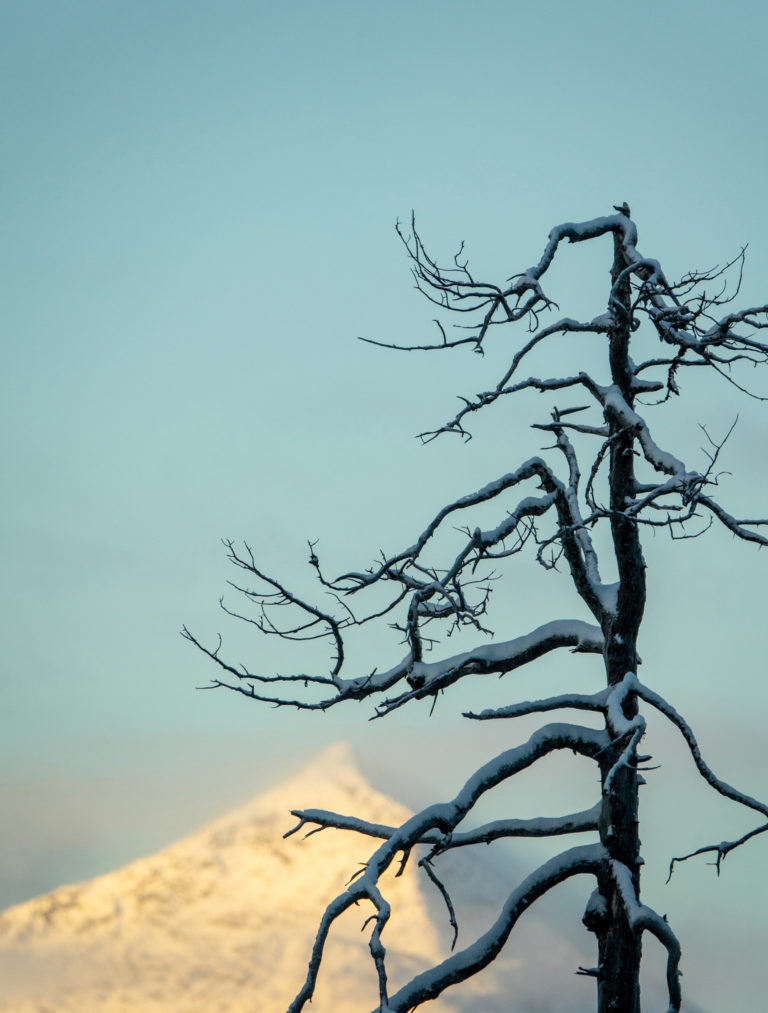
[0,741,602,1013]
[0,740,447,1012]
[311,738,359,770]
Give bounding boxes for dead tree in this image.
[185,206,768,1013]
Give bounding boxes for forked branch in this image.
[285,724,607,1011]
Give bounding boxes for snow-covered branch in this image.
[372,620,604,716]
[395,209,766,443]
[630,677,768,876]
[600,388,692,481]
[636,678,768,822]
[696,494,768,547]
[610,860,681,1013]
[464,685,609,721]
[186,618,604,713]
[285,802,602,850]
[285,725,607,1011]
[377,845,606,1013]
[338,450,612,626]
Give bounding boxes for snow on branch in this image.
[419,370,610,444]
[285,802,602,850]
[696,494,768,547]
[371,620,604,717]
[187,617,604,713]
[284,725,607,1011]
[601,388,691,480]
[630,676,768,876]
[338,461,557,585]
[610,860,682,1013]
[186,438,613,711]
[464,685,610,721]
[386,209,767,442]
[377,845,606,1013]
[635,677,768,821]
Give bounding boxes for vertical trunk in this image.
[596,738,641,1012]
[592,224,645,1013]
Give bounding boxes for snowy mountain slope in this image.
[0,742,662,1013]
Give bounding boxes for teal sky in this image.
[2,2,767,1008]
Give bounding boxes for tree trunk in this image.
[595,747,642,1011]
[591,226,644,1013]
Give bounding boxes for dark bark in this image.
[590,226,644,1013]
[188,207,768,1013]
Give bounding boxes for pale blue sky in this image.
[2,2,767,1008]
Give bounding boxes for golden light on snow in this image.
[0,744,600,1013]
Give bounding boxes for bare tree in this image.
[185,205,768,1013]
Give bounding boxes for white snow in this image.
[401,619,604,695]
[0,743,601,1013]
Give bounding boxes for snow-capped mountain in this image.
[0,743,610,1012]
